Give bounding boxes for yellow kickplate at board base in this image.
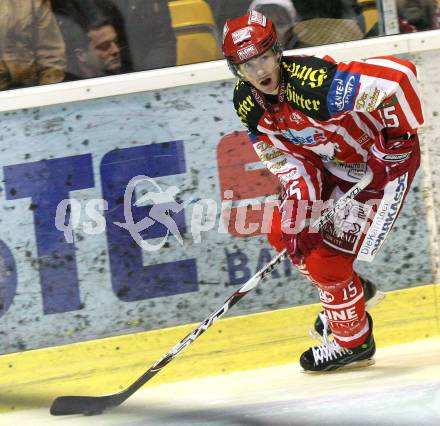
[0,283,439,413]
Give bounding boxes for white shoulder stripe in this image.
[366,58,420,99]
[396,86,422,128]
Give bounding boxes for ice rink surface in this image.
[2,337,440,426]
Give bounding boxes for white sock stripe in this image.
[332,320,369,342]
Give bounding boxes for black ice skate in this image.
[312,276,384,341]
[300,313,376,373]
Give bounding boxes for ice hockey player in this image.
[222,11,423,372]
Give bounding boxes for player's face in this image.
[238,50,281,95]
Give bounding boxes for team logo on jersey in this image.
[290,112,304,124]
[319,290,334,303]
[328,71,360,115]
[282,127,326,146]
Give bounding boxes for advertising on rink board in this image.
[0,76,433,354]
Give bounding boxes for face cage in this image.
[228,42,283,79]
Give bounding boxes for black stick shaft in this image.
[50,170,373,416]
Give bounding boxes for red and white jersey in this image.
[233,54,424,198]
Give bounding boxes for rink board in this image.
[1,283,439,413]
[0,47,437,354]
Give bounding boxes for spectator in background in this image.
[291,0,364,47]
[71,18,125,79]
[397,0,440,32]
[0,0,65,90]
[110,0,176,71]
[248,0,299,49]
[52,0,131,80]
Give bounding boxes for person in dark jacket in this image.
[52,0,130,80]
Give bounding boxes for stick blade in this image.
[50,395,110,416]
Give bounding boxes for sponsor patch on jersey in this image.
[282,61,330,89]
[382,153,410,161]
[285,82,322,114]
[232,28,251,45]
[281,127,326,146]
[322,198,371,254]
[278,168,299,185]
[248,10,266,26]
[356,133,371,146]
[327,71,360,115]
[357,173,408,261]
[356,87,385,112]
[255,141,271,151]
[236,94,256,125]
[237,45,259,61]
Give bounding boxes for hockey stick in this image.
[50,168,373,416]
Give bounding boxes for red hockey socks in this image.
[304,244,369,348]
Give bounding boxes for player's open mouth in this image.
[259,77,272,87]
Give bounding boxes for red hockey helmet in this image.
[222,11,282,77]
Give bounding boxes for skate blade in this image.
[365,291,385,310]
[302,357,375,374]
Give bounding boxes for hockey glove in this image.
[367,132,418,192]
[267,194,323,263]
[280,199,323,265]
[282,226,323,265]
